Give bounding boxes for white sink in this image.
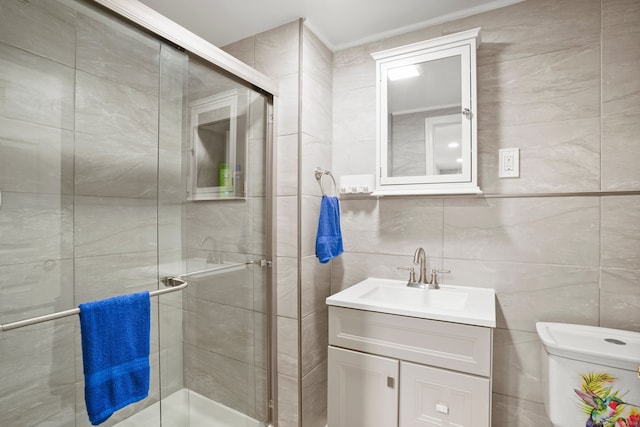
[326,278,496,327]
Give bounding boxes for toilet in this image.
[536,322,640,427]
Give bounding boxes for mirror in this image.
[188,89,246,200]
[372,28,481,195]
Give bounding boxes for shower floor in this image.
[115,388,262,427]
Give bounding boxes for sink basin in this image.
[326,278,496,327]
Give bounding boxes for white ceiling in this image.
[138,0,524,51]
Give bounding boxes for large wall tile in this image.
[0,321,76,427]
[76,13,160,95]
[276,74,300,137]
[301,196,321,257]
[301,134,331,197]
[444,259,599,332]
[0,0,76,66]
[493,328,544,403]
[186,199,252,255]
[444,0,600,66]
[601,195,640,268]
[302,73,332,142]
[443,197,600,266]
[602,0,640,117]
[302,361,328,427]
[301,255,331,318]
[184,343,255,417]
[0,116,73,195]
[478,118,600,194]
[276,134,298,196]
[74,196,157,258]
[600,268,640,332]
[276,196,298,258]
[340,197,444,257]
[222,36,256,68]
[0,191,73,266]
[255,21,300,80]
[277,256,298,319]
[185,266,254,310]
[0,42,74,129]
[185,298,255,364]
[277,315,299,377]
[477,45,600,130]
[332,85,376,146]
[0,259,73,324]
[492,393,552,427]
[601,112,640,190]
[301,309,328,376]
[74,251,158,304]
[278,373,299,427]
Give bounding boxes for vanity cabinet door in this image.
[399,361,490,427]
[328,346,399,427]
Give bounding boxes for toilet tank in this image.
[536,322,640,427]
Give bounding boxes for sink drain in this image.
[605,338,626,345]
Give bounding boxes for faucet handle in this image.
[397,266,417,284]
[429,269,451,288]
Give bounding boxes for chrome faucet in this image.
[405,247,439,289]
[200,235,220,264]
[413,247,427,284]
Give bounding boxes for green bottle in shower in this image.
[219,162,231,194]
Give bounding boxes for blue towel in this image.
[316,195,344,263]
[79,291,151,425]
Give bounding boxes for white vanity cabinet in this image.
[327,306,493,427]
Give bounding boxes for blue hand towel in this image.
[316,195,344,263]
[79,291,151,425]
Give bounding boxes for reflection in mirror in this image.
[387,55,462,178]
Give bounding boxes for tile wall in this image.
[332,1,640,426]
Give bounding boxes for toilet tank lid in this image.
[536,322,640,371]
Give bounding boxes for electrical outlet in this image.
[499,148,520,178]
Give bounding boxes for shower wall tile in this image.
[251,197,267,256]
[0,0,76,66]
[276,73,300,136]
[0,42,75,130]
[187,58,240,100]
[76,13,160,96]
[493,328,544,403]
[73,196,157,258]
[443,0,600,66]
[0,191,73,266]
[276,133,298,196]
[74,71,159,198]
[301,309,328,376]
[186,267,254,310]
[73,251,158,303]
[0,321,76,427]
[443,259,600,333]
[0,116,74,195]
[184,299,255,364]
[492,393,552,427]
[184,343,256,416]
[302,361,328,427]
[478,117,601,194]
[248,137,267,198]
[186,200,251,254]
[443,197,600,266]
[477,45,600,130]
[601,195,640,269]
[340,197,444,257]
[159,45,188,103]
[254,21,300,80]
[600,268,640,332]
[0,259,73,324]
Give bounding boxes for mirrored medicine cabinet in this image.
[188,89,247,201]
[372,28,481,196]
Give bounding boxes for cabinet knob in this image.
[387,376,395,388]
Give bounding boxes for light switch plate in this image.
[499,148,520,178]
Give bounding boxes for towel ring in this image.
[314,167,337,197]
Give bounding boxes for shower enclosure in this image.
[0,0,276,425]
